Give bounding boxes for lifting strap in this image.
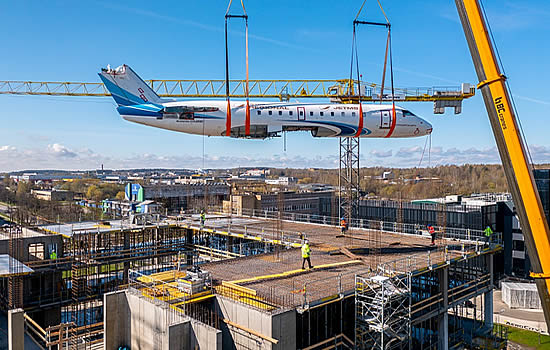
[352,0,393,138]
[225,0,249,137]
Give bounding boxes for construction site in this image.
[1,208,505,349]
[2,0,550,349]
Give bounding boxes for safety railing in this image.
[217,206,494,244]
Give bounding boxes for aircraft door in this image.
[380,110,391,129]
[297,107,306,121]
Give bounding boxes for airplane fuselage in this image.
[118,100,432,139]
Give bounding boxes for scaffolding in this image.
[355,272,411,350]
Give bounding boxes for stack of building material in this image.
[502,282,541,309]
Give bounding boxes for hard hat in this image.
[304,239,309,244]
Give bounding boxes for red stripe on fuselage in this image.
[385,103,397,138]
[354,104,364,138]
[226,99,231,137]
[245,99,251,136]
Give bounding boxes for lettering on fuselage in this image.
[251,105,289,110]
[494,96,507,130]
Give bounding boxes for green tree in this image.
[86,185,103,201]
[115,191,126,201]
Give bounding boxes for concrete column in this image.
[484,253,494,329]
[8,308,24,350]
[438,268,449,350]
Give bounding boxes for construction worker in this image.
[484,225,493,244]
[50,249,57,260]
[428,225,436,245]
[340,217,348,234]
[301,240,313,269]
[200,210,206,227]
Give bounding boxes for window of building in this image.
[29,243,44,260]
[257,110,261,115]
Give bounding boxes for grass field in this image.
[501,324,550,349]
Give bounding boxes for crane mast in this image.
[456,0,550,327]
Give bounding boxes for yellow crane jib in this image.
[0,79,475,113]
[456,0,550,328]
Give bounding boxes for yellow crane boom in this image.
[0,78,474,111]
[456,0,550,327]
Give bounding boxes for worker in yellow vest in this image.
[301,240,313,269]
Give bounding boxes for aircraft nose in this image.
[424,120,433,135]
[418,117,432,135]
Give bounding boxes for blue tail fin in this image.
[98,64,163,106]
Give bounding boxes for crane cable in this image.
[351,0,394,138]
[225,0,249,137]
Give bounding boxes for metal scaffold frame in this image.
[355,272,411,350]
[339,137,360,224]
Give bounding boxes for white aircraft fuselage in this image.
[100,65,432,139]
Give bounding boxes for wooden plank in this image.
[224,318,278,344]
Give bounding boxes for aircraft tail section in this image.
[98,64,163,106]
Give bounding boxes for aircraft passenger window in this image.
[331,112,335,117]
[310,111,314,116]
[257,110,261,115]
[352,112,356,117]
[289,111,293,116]
[363,112,367,117]
[278,111,283,116]
[341,112,345,117]
[320,112,324,116]
[299,111,303,116]
[269,110,273,115]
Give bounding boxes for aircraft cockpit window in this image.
[403,110,415,117]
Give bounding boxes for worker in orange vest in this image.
[428,225,436,245]
[340,217,348,234]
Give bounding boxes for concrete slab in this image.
[0,255,33,277]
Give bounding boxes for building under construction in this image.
[1,209,506,349]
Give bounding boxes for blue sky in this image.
[1,1,550,171]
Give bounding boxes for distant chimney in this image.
[101,164,104,171]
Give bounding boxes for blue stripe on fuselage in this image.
[117,104,163,117]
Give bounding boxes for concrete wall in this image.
[216,295,296,350]
[104,290,221,350]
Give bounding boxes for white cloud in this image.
[2,143,550,172]
[370,149,392,158]
[0,145,16,152]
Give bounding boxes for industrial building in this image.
[30,189,74,202]
[125,182,230,211]
[224,190,333,217]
